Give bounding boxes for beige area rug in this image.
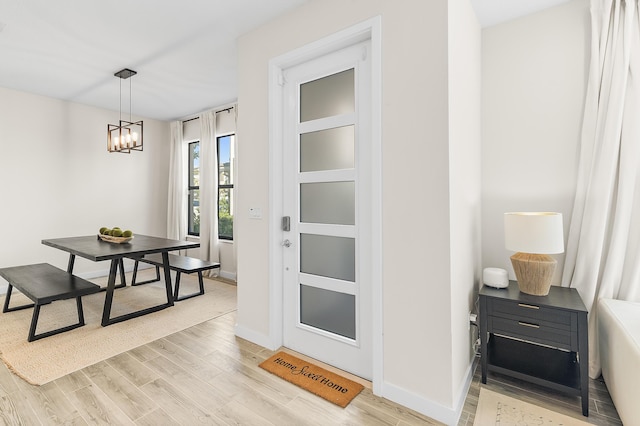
[259,351,364,408]
[474,388,590,426]
[0,272,236,385]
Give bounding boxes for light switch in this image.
[249,207,262,219]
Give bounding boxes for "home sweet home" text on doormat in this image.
[259,351,364,408]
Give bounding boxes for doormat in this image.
[259,351,364,408]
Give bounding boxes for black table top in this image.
[42,235,199,262]
[480,280,587,313]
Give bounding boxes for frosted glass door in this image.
[282,38,372,380]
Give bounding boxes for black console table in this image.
[479,281,589,416]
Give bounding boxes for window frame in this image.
[187,141,200,237]
[217,134,234,241]
[186,135,234,240]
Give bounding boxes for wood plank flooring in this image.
[0,271,623,425]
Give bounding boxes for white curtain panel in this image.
[167,121,186,244]
[562,0,640,378]
[199,110,220,274]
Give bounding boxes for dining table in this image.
[42,234,199,326]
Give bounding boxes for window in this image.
[218,134,234,240]
[188,141,200,236]
[187,135,234,240]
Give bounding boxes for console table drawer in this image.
[489,298,572,326]
[489,316,574,350]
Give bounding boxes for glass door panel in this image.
[300,285,356,339]
[300,125,355,172]
[300,181,355,225]
[300,233,355,282]
[300,69,354,122]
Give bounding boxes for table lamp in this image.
[504,212,564,296]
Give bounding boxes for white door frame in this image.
[267,16,382,393]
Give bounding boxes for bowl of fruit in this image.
[98,227,134,243]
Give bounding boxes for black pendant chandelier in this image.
[107,68,143,153]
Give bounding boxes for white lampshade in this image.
[504,212,564,254]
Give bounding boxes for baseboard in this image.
[234,324,279,351]
[71,263,232,283]
[381,382,457,425]
[453,357,477,423]
[75,262,155,280]
[76,268,117,280]
[381,359,474,426]
[219,270,237,282]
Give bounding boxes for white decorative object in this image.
[483,267,508,289]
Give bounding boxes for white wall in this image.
[482,0,590,283]
[0,87,170,289]
[236,0,480,423]
[448,0,482,411]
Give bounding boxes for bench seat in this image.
[131,253,220,301]
[0,263,101,341]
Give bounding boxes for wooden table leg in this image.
[101,259,120,326]
[67,254,76,273]
[161,252,174,307]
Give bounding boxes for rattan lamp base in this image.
[510,252,556,296]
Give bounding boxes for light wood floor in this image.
[0,273,623,425]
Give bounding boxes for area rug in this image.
[474,388,590,425]
[259,351,364,408]
[0,273,236,385]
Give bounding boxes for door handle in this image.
[281,239,292,248]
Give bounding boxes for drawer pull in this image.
[518,321,540,329]
[518,303,540,310]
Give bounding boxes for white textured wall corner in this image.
[449,0,483,414]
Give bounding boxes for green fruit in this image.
[122,230,133,238]
[112,229,123,237]
[112,227,121,231]
[99,227,108,234]
[103,229,112,236]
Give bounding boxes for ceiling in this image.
[470,0,572,28]
[0,0,573,122]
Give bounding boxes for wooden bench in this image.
[0,263,101,342]
[131,253,220,301]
